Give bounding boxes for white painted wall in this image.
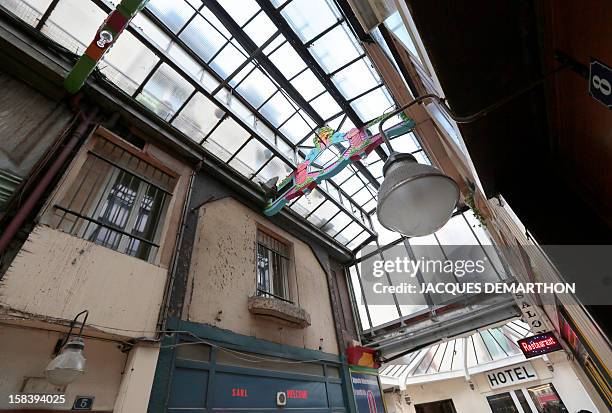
[0,325,127,411]
[185,197,339,354]
[113,344,160,413]
[0,225,168,339]
[386,353,599,413]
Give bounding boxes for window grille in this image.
[256,229,291,302]
[48,138,175,263]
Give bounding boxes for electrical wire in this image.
[0,316,333,365]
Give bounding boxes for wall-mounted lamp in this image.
[45,310,89,386]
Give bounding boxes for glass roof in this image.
[379,320,532,382]
[0,0,412,252]
[349,209,508,332]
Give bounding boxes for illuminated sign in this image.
[517,332,563,359]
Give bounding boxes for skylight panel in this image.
[131,13,171,50]
[179,14,227,63]
[335,221,362,245]
[268,42,307,80]
[342,175,365,196]
[229,139,273,177]
[243,11,276,46]
[307,201,339,227]
[217,0,259,26]
[281,0,342,43]
[199,6,231,38]
[310,92,341,120]
[350,87,394,122]
[41,0,105,55]
[100,31,159,96]
[414,150,431,165]
[236,68,277,108]
[227,62,257,88]
[279,113,314,144]
[387,131,421,154]
[168,44,204,80]
[214,88,256,127]
[2,0,53,27]
[290,189,326,217]
[146,0,194,34]
[209,43,247,79]
[352,186,374,206]
[203,117,250,161]
[309,23,362,73]
[260,92,297,127]
[347,231,370,250]
[254,156,292,184]
[172,93,222,143]
[291,70,325,101]
[135,63,195,121]
[321,211,351,236]
[332,58,381,100]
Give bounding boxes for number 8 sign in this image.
[589,59,612,109]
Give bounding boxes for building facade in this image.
[0,0,609,412]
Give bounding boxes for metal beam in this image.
[254,1,385,190]
[84,0,374,240]
[205,0,325,125]
[255,0,363,127]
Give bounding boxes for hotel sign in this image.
[486,362,538,390]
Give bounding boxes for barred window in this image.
[256,229,291,302]
[47,136,176,263]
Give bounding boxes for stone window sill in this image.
[248,295,311,328]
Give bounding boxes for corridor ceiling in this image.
[0,0,436,252]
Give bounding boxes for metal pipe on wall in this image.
[0,109,98,256]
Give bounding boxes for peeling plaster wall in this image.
[0,324,127,411]
[0,225,167,338]
[186,197,339,355]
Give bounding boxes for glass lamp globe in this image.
[45,337,86,386]
[377,153,459,237]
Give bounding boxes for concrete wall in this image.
[0,225,167,339]
[385,353,600,413]
[113,344,160,413]
[184,197,339,354]
[0,324,127,411]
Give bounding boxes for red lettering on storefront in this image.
[287,389,309,399]
[231,388,248,397]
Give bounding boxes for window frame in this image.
[255,226,294,303]
[40,127,182,266]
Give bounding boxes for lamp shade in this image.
[45,337,86,386]
[376,153,459,237]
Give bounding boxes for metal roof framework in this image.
[1,0,435,252]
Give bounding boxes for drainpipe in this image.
[0,109,98,256]
[155,163,200,338]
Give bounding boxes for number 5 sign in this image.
[589,59,611,109]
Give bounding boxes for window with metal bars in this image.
[255,229,292,303]
[46,136,175,263]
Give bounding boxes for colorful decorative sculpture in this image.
[64,0,149,93]
[262,119,416,216]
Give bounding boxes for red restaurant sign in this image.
[517,332,563,358]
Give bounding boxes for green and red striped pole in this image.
[64,0,149,94]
